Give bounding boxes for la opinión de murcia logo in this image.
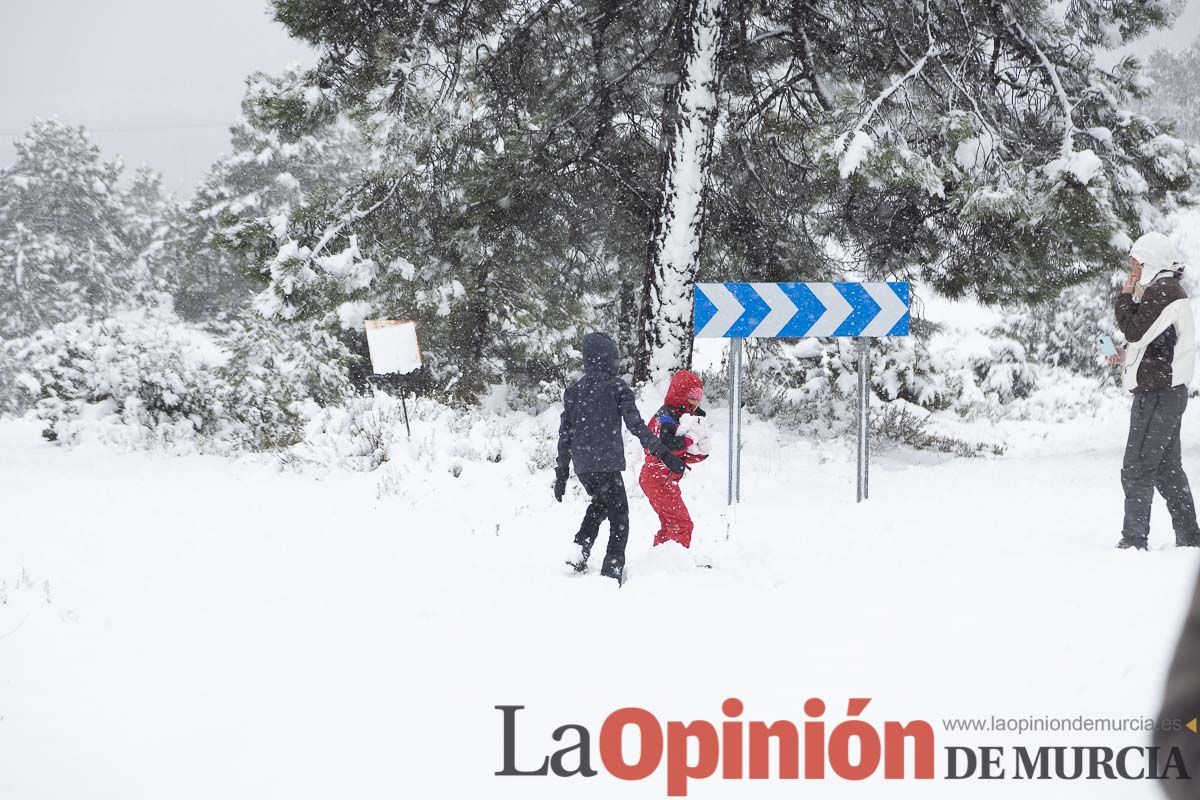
[498,698,931,795]
[495,699,1192,796]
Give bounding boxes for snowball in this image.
[676,413,711,457]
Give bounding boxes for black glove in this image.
[661,451,686,476]
[553,467,569,502]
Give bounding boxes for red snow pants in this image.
[639,464,693,548]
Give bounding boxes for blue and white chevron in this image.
[694,282,910,338]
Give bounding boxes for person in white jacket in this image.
[1112,231,1200,550]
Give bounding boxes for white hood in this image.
[1132,231,1183,287]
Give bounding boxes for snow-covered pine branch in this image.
[833,41,943,179]
[1010,20,1076,159]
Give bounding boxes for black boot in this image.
[600,557,625,586]
[1117,537,1148,551]
[565,540,591,573]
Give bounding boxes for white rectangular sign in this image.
[365,320,422,375]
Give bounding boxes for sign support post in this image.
[400,392,412,440]
[856,337,870,503]
[727,338,743,509]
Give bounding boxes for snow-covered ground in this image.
[3,383,1199,798]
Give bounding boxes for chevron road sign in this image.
[694,282,910,339]
[697,282,910,516]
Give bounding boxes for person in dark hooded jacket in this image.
[555,333,685,583]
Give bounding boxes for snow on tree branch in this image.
[833,42,943,178]
[1009,20,1076,159]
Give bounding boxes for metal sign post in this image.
[856,337,870,503]
[727,338,743,508]
[694,281,909,506]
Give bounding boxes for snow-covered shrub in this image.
[871,400,1004,457]
[293,390,559,483]
[923,329,1038,412]
[294,393,408,470]
[701,328,1036,446]
[526,424,558,474]
[4,310,359,452]
[7,312,224,447]
[376,460,410,499]
[1003,275,1122,378]
[215,314,358,450]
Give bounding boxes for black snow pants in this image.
[1121,385,1200,547]
[574,471,630,576]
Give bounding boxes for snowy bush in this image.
[700,329,1036,447]
[6,312,224,447]
[871,400,1004,457]
[4,310,359,452]
[526,424,559,474]
[293,393,408,471]
[291,390,561,486]
[923,329,1038,412]
[216,314,358,450]
[1003,275,1123,379]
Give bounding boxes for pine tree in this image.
[1142,36,1200,143]
[123,166,177,302]
[0,120,151,338]
[634,0,1198,373]
[166,66,369,320]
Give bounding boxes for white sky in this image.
[0,0,1196,196]
[0,0,312,195]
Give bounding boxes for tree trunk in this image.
[633,0,727,385]
[618,278,637,373]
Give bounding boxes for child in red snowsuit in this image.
[639,370,708,548]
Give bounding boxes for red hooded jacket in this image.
[643,370,707,476]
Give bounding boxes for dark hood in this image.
[582,332,619,376]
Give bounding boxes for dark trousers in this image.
[574,471,630,575]
[1121,385,1200,546]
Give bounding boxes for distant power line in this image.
[0,121,233,137]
